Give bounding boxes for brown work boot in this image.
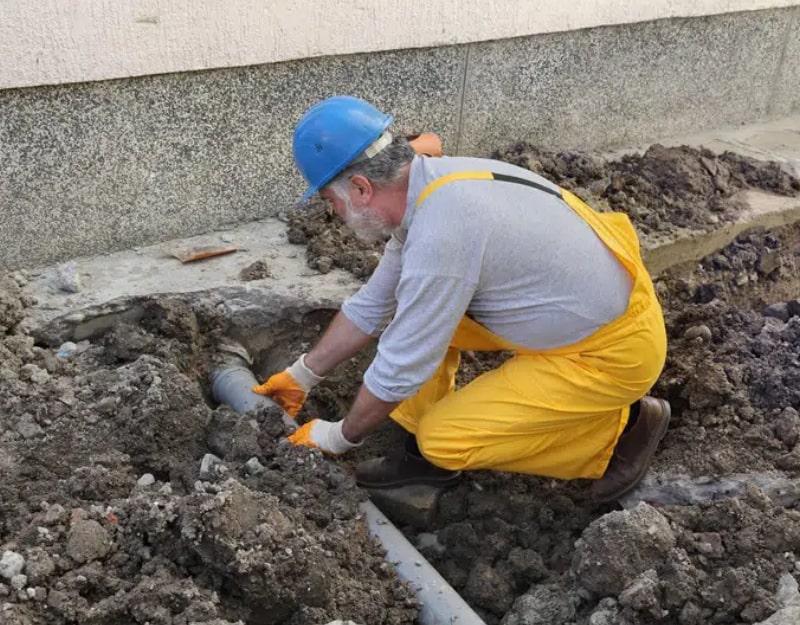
[591,397,671,503]
[356,436,462,489]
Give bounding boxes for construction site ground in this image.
[3,115,800,625]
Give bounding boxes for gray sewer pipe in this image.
[211,349,487,625]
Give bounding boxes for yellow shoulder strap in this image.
[415,171,494,208]
[415,170,562,208]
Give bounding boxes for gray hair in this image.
[328,135,415,195]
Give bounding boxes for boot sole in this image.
[593,399,672,504]
[356,472,463,490]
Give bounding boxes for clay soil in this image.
[3,144,800,625]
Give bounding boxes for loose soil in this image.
[0,286,417,625]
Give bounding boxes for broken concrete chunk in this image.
[244,457,265,475]
[199,453,223,481]
[15,414,44,439]
[619,569,662,618]
[10,574,27,590]
[776,572,800,608]
[137,473,156,487]
[0,551,25,579]
[572,503,675,596]
[66,520,110,563]
[501,582,577,625]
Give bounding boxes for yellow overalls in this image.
[390,172,667,480]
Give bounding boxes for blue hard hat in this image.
[293,96,394,201]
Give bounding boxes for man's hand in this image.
[287,419,362,455]
[252,354,324,417]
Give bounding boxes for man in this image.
[254,95,670,502]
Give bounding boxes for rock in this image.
[776,573,800,608]
[52,261,82,293]
[764,303,790,322]
[415,532,445,556]
[572,503,676,596]
[238,260,272,282]
[366,484,443,529]
[619,569,662,618]
[588,598,621,625]
[501,582,577,625]
[20,364,50,384]
[24,549,55,585]
[137,473,156,487]
[42,504,66,525]
[692,532,724,558]
[56,342,78,359]
[684,325,712,342]
[316,256,333,274]
[199,453,223,481]
[0,551,25,579]
[244,457,265,475]
[756,251,781,276]
[774,408,800,447]
[15,414,44,439]
[755,606,800,625]
[464,561,514,615]
[10,574,27,590]
[66,520,110,563]
[788,300,800,318]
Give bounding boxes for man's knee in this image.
[416,419,468,471]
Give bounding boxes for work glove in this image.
[287,419,362,456]
[252,354,324,417]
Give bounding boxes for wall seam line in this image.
[767,6,796,116]
[454,43,472,155]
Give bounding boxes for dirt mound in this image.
[287,146,799,278]
[0,283,417,624]
[496,144,799,238]
[286,198,383,279]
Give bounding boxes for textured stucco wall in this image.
[1,0,799,89]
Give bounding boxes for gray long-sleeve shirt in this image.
[341,156,633,402]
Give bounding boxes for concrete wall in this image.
[1,7,799,270]
[2,0,798,89]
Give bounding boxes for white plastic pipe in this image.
[211,347,487,625]
[360,500,487,625]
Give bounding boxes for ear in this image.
[349,175,374,205]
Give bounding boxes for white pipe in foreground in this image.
[360,500,487,625]
[210,346,487,625]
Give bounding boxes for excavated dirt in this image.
[288,144,799,276]
[0,285,417,625]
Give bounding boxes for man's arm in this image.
[304,311,374,376]
[341,384,399,443]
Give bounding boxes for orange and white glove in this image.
[252,354,324,417]
[287,419,361,456]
